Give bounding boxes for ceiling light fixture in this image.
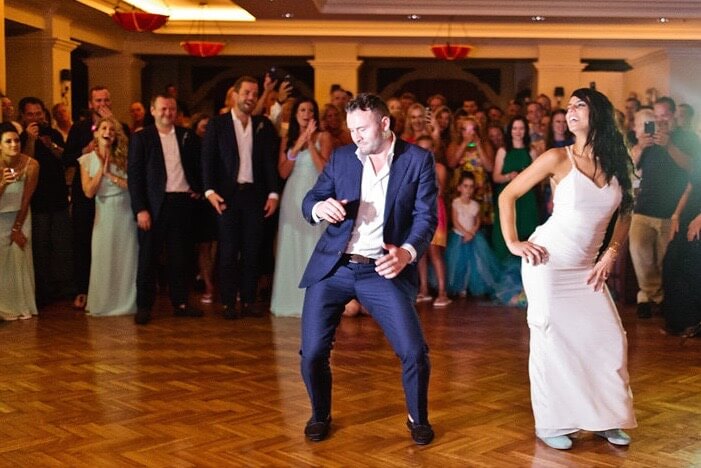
[431,17,472,61]
[111,3,168,33]
[531,15,546,22]
[407,14,421,20]
[282,12,294,19]
[180,2,225,58]
[657,17,670,23]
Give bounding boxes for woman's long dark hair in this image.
[571,88,634,214]
[286,97,320,152]
[504,116,530,152]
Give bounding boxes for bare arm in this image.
[586,212,632,291]
[498,149,565,262]
[10,158,39,249]
[277,136,295,180]
[311,131,333,172]
[80,155,104,199]
[669,182,692,240]
[492,147,516,183]
[446,141,467,168]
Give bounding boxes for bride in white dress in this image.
[498,88,637,450]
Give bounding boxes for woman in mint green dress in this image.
[0,123,39,320]
[271,98,332,317]
[79,117,137,316]
[492,116,539,260]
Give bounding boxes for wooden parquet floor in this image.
[0,296,699,467]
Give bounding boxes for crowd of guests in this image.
[0,78,699,336]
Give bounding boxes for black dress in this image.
[662,163,701,335]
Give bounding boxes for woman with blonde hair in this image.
[79,116,137,316]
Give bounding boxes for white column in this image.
[308,42,363,106]
[534,45,585,103]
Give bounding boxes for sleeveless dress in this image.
[0,167,37,320]
[79,152,138,316]
[492,147,538,259]
[270,144,324,317]
[522,147,637,437]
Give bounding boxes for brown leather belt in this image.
[342,253,376,264]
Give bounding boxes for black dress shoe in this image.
[174,305,204,317]
[134,308,151,325]
[406,419,434,445]
[637,302,653,318]
[223,304,240,320]
[304,416,331,442]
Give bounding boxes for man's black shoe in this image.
[223,304,240,320]
[304,416,331,442]
[134,308,151,325]
[637,302,652,319]
[174,305,204,317]
[406,419,434,445]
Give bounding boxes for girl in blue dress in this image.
[446,171,525,306]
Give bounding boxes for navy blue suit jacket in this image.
[200,112,279,204]
[127,125,200,221]
[299,138,437,288]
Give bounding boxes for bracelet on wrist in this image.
[286,149,297,161]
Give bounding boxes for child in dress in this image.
[446,171,526,306]
[415,135,451,307]
[446,172,502,297]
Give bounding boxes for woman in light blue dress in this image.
[271,98,332,317]
[79,117,137,316]
[0,123,39,320]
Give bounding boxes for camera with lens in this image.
[38,121,52,137]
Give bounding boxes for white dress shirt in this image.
[232,109,254,184]
[313,134,417,261]
[159,127,190,193]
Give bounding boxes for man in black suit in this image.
[128,94,202,325]
[202,75,280,318]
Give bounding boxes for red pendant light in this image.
[181,41,225,57]
[180,2,226,57]
[430,17,472,61]
[112,11,169,32]
[431,43,471,61]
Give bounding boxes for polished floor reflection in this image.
[0,296,698,467]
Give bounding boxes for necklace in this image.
[571,145,598,161]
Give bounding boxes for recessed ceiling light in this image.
[282,12,294,19]
[531,15,546,22]
[658,17,670,23]
[407,14,421,20]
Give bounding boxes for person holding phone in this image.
[19,96,73,307]
[629,96,700,319]
[0,122,39,320]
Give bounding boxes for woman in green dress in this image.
[79,117,137,316]
[0,122,39,320]
[492,116,538,260]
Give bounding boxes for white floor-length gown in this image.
[521,147,637,437]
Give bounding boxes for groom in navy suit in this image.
[299,93,437,445]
